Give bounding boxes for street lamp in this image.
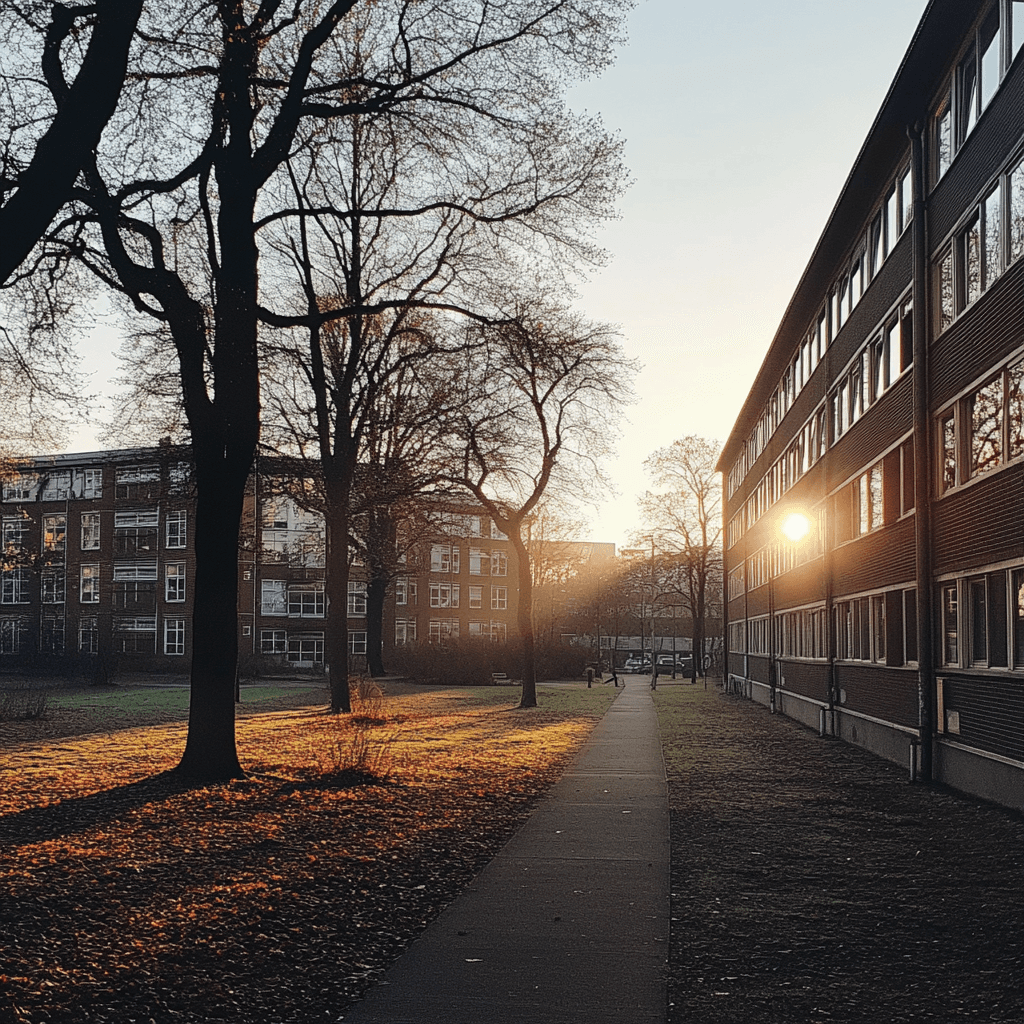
[769,508,812,714]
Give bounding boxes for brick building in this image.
[718,0,1024,809]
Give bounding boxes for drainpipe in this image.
[909,122,934,783]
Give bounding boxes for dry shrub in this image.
[306,677,399,780]
[0,686,49,722]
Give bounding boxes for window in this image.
[287,633,324,664]
[42,515,66,559]
[490,522,507,540]
[77,468,103,498]
[491,551,508,577]
[491,586,508,610]
[430,543,459,573]
[115,465,159,500]
[347,580,367,615]
[81,513,101,551]
[114,616,157,654]
[429,618,459,642]
[872,595,887,663]
[114,511,158,556]
[41,471,72,502]
[942,583,959,666]
[169,462,192,495]
[165,563,186,603]
[936,246,954,333]
[429,582,460,609]
[261,579,287,616]
[39,614,64,655]
[79,616,99,654]
[261,629,287,654]
[1014,569,1024,668]
[0,618,28,653]
[395,576,417,606]
[1,568,30,605]
[166,510,186,549]
[469,548,488,575]
[2,473,36,502]
[80,564,100,604]
[2,516,28,557]
[41,568,64,604]
[468,620,488,638]
[395,618,417,645]
[349,630,367,655]
[113,563,158,612]
[469,585,483,608]
[289,585,325,618]
[490,621,507,642]
[164,617,186,656]
[939,359,1023,491]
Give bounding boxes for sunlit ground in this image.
[0,681,617,1022]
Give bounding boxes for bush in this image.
[0,687,49,722]
[307,678,397,779]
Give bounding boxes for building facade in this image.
[0,448,523,674]
[718,0,1024,809]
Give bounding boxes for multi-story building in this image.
[0,447,195,669]
[718,0,1024,809]
[0,448,525,673]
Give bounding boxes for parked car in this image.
[623,656,651,673]
[657,654,694,674]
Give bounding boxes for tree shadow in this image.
[0,770,218,847]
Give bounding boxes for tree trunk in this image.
[365,572,387,677]
[324,473,352,712]
[176,457,248,779]
[511,529,537,708]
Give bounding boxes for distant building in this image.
[717,0,1023,809]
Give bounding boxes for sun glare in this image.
[780,511,811,543]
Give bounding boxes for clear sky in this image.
[565,0,927,548]
[66,0,928,547]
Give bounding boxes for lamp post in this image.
[769,510,812,714]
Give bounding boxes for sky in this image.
[65,0,928,548]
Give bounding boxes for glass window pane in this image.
[963,213,982,307]
[970,577,987,664]
[980,8,1000,110]
[899,167,913,233]
[885,188,898,255]
[870,464,884,530]
[958,47,978,143]
[937,101,952,178]
[1011,157,1024,263]
[1013,2,1024,64]
[943,584,959,665]
[983,186,1002,289]
[941,412,957,492]
[938,249,954,331]
[1009,359,1024,459]
[970,377,1004,476]
[1013,569,1024,667]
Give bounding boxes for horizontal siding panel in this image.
[833,517,917,595]
[941,673,1024,761]
[835,663,919,728]
[933,464,1024,574]
[777,659,830,703]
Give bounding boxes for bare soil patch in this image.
[0,679,615,1024]
[655,683,1024,1023]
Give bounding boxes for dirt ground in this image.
[655,683,1024,1023]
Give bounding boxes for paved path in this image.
[340,675,669,1023]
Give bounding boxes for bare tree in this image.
[0,0,142,284]
[636,437,723,678]
[443,305,635,707]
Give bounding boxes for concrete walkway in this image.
[339,675,670,1023]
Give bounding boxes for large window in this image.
[81,513,101,551]
[347,580,367,616]
[41,569,65,604]
[940,571,1018,668]
[114,616,157,654]
[348,631,367,656]
[289,585,324,618]
[429,618,460,642]
[1,568,30,605]
[491,586,508,611]
[395,576,417,606]
[79,616,99,654]
[261,629,287,654]
[287,633,324,664]
[42,515,66,559]
[430,544,459,573]
[114,511,158,556]
[113,563,158,612]
[164,618,186,656]
[165,563,186,603]
[261,579,287,616]
[80,564,100,604]
[166,510,187,549]
[115,465,160,500]
[430,582,460,609]
[490,550,508,577]
[40,471,72,502]
[934,3,1024,182]
[938,357,1024,492]
[469,548,489,575]
[395,618,417,645]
